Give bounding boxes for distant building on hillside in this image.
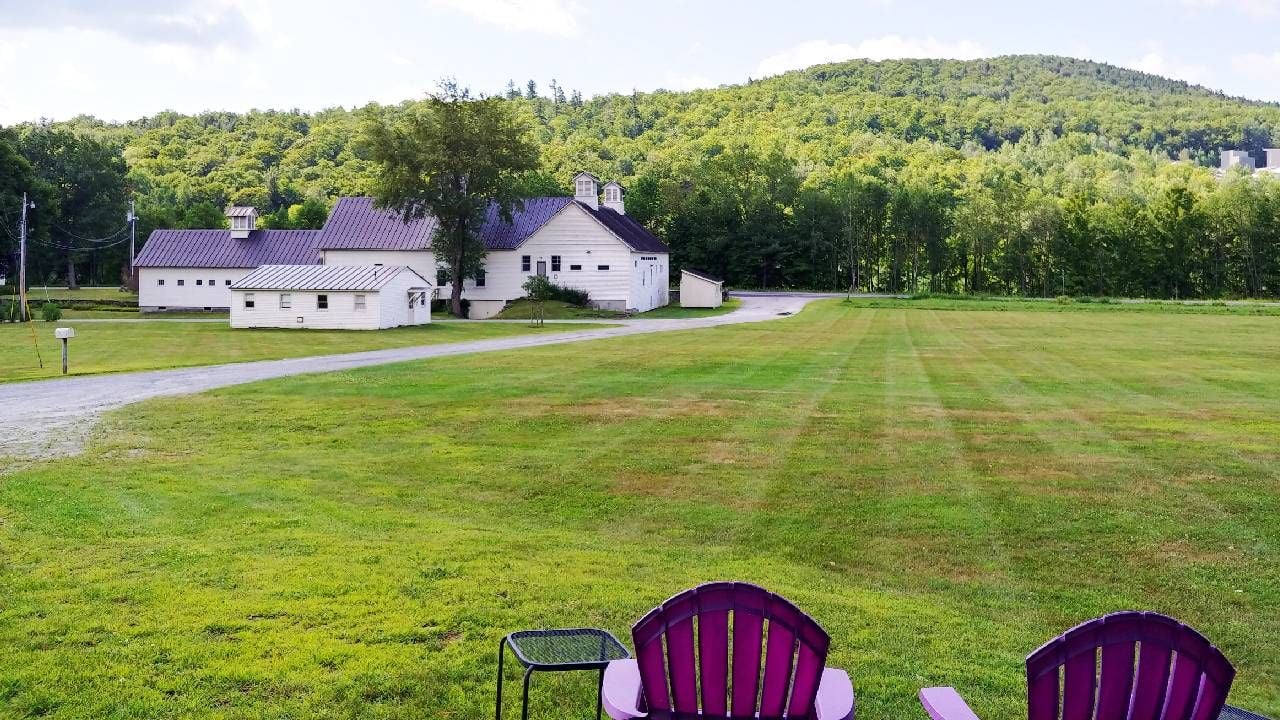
[1219,149,1280,177]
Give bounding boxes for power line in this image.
[50,221,131,243]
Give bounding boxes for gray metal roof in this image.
[135,229,321,268]
[230,264,428,291]
[225,206,258,217]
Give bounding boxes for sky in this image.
[1,0,1279,125]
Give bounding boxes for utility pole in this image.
[127,199,137,281]
[18,191,33,322]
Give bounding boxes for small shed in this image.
[679,268,725,308]
[230,265,432,330]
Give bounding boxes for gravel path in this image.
[0,294,829,460]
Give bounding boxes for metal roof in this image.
[682,268,724,284]
[578,202,670,253]
[225,206,258,217]
[230,264,428,291]
[316,197,437,250]
[134,229,321,268]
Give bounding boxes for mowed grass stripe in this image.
[0,300,1277,719]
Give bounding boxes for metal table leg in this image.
[495,637,506,720]
[596,667,605,720]
[521,667,534,720]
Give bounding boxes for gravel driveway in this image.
[0,294,830,460]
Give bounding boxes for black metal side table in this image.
[495,628,630,720]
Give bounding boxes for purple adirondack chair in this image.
[920,611,1236,720]
[601,581,855,720]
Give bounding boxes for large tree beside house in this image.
[361,83,540,316]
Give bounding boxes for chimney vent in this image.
[573,171,600,210]
[602,181,625,214]
[226,206,258,239]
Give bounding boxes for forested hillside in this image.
[4,55,1280,297]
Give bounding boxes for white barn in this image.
[229,265,432,330]
[317,172,670,318]
[135,172,671,319]
[680,269,725,308]
[134,207,320,312]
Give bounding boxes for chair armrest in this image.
[602,659,647,720]
[815,667,855,720]
[919,687,981,720]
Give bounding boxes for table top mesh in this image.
[1221,706,1274,720]
[505,628,630,668]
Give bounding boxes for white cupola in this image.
[226,206,258,239]
[602,181,625,214]
[573,171,600,210]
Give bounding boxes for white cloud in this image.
[756,36,988,77]
[1126,50,1214,87]
[0,0,255,48]
[1180,0,1280,17]
[430,0,581,37]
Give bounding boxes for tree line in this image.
[3,55,1280,296]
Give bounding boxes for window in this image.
[209,278,215,286]
[570,264,582,271]
[196,279,203,286]
[521,255,531,272]
[244,293,255,309]
[475,269,486,287]
[551,255,561,272]
[576,177,594,195]
[157,279,165,286]
[597,265,610,271]
[279,293,292,309]
[437,268,448,286]
[354,294,366,311]
[177,279,185,286]
[225,279,232,286]
[317,294,328,310]
[605,186,621,202]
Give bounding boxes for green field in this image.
[1,300,1277,719]
[0,320,609,383]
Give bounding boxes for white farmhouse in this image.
[230,265,432,330]
[134,206,319,311]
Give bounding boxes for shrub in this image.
[1054,295,1073,304]
[548,283,589,306]
[0,299,14,322]
[41,302,62,322]
[522,275,555,302]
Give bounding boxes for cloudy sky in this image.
[1,0,1278,125]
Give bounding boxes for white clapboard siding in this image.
[230,271,429,330]
[460,203,653,310]
[138,267,254,310]
[628,252,670,312]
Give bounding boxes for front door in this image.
[536,260,547,277]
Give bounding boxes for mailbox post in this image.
[55,327,75,375]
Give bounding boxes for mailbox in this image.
[55,327,75,340]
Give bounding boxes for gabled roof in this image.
[478,197,575,250]
[231,264,428,291]
[134,229,320,268]
[682,268,723,284]
[577,202,670,253]
[225,206,258,217]
[316,197,437,251]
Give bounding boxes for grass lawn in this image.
[0,320,609,383]
[1,300,1278,718]
[491,297,741,320]
[640,296,742,318]
[15,286,138,302]
[491,299,626,320]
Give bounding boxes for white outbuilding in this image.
[230,265,432,330]
[679,269,725,308]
